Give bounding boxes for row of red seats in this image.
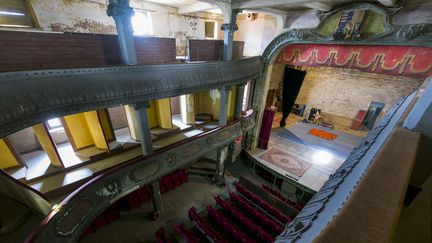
[235,183,292,224]
[206,205,256,243]
[154,227,171,243]
[188,207,228,243]
[82,170,189,239]
[160,169,188,194]
[175,224,201,243]
[229,192,284,235]
[214,196,274,243]
[262,184,303,211]
[80,204,121,239]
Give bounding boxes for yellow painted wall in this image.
[125,105,139,140]
[147,101,158,128]
[84,111,108,150]
[197,87,235,121]
[155,98,173,129]
[227,86,237,122]
[0,139,20,169]
[198,90,220,120]
[98,109,115,141]
[33,123,63,167]
[63,113,94,149]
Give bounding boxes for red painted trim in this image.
[275,44,432,78]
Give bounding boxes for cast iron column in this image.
[221,12,238,61]
[150,181,163,217]
[107,0,137,65]
[132,102,153,156]
[215,86,231,186]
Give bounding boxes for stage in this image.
[247,121,363,192]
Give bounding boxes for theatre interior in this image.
[0,0,431,242]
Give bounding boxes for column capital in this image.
[131,101,150,110]
[220,23,238,33]
[107,0,134,19]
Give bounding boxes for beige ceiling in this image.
[143,0,430,16]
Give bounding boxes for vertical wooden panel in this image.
[0,138,22,169]
[83,111,108,150]
[32,123,64,167]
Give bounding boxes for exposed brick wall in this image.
[272,66,423,119]
[0,30,176,72]
[295,67,423,119]
[188,39,244,61]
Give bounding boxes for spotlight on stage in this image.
[313,150,333,165]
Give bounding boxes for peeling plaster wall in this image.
[27,0,224,55]
[235,13,277,56]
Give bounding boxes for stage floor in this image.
[247,121,363,191]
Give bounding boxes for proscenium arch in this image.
[251,2,432,149]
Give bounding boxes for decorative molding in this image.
[0,57,261,138]
[28,122,242,242]
[274,44,432,78]
[261,3,432,64]
[220,23,239,32]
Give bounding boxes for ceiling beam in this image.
[377,0,397,7]
[303,2,332,11]
[232,0,321,9]
[178,2,215,14]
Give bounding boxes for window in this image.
[205,21,217,39]
[46,118,63,130]
[132,11,153,35]
[0,0,33,28]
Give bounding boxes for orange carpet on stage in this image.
[308,128,338,140]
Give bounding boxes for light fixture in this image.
[312,150,333,166]
[0,11,25,16]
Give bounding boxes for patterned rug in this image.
[260,148,311,177]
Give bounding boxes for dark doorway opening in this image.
[280,66,307,127]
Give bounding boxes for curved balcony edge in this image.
[0,57,261,138]
[25,121,242,243]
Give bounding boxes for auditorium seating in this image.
[188,207,228,243]
[206,205,255,243]
[229,192,284,235]
[235,183,292,224]
[214,196,274,242]
[154,227,171,243]
[175,224,202,243]
[152,179,297,242]
[80,169,188,239]
[262,184,304,211]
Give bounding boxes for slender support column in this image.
[221,11,238,61]
[132,102,153,156]
[107,0,137,65]
[218,86,231,126]
[150,181,163,217]
[234,83,246,119]
[216,86,231,186]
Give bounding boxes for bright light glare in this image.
[47,118,62,128]
[0,11,25,16]
[132,11,152,35]
[312,150,333,165]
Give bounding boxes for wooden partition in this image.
[0,31,176,72]
[188,39,244,61]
